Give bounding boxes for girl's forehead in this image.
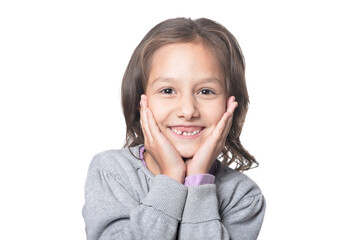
[148,43,225,81]
[150,76,224,86]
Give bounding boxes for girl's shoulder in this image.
[87,145,144,178]
[215,161,263,199]
[84,145,151,204]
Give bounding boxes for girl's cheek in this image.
[147,98,157,113]
[206,101,226,121]
[148,100,167,123]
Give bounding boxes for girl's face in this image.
[145,42,227,158]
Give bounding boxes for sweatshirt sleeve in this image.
[178,180,266,240]
[82,158,188,240]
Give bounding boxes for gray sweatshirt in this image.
[82,145,265,239]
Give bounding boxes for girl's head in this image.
[122,17,258,171]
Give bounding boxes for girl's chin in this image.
[181,155,194,160]
[176,147,197,159]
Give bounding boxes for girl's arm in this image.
[185,96,238,175]
[178,171,266,240]
[82,154,188,240]
[178,96,265,239]
[140,95,186,183]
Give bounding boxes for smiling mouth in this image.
[171,129,200,136]
[169,126,204,136]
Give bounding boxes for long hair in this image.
[121,17,258,171]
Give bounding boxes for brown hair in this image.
[121,17,258,171]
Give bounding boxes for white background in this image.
[1,0,360,239]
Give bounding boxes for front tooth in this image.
[172,129,201,136]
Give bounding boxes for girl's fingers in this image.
[140,95,153,142]
[227,95,234,110]
[146,108,162,138]
[214,110,231,136]
[214,96,238,139]
[139,98,146,139]
[226,96,238,116]
[223,97,238,136]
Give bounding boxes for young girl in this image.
[82,17,265,240]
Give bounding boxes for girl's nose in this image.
[176,95,200,120]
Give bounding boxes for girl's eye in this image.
[199,89,215,95]
[160,88,175,94]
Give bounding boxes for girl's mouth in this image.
[168,126,204,138]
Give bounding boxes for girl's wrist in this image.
[186,170,208,177]
[162,165,186,184]
[186,164,211,176]
[163,171,185,184]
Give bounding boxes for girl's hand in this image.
[185,96,238,176]
[140,94,186,183]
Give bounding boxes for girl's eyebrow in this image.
[197,77,223,85]
[151,77,175,85]
[151,77,223,85]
